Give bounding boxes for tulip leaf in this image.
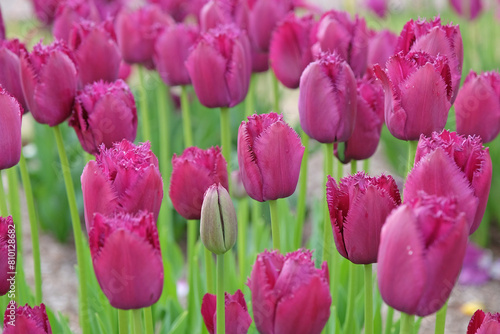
[167,311,188,334]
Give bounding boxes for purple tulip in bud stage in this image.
[377,193,468,317]
[201,289,252,334]
[455,70,500,143]
[0,216,16,296]
[31,0,64,25]
[450,0,483,20]
[170,146,228,220]
[81,140,163,231]
[0,88,22,170]
[3,303,52,333]
[52,0,99,43]
[367,29,398,69]
[20,40,78,126]
[89,211,163,310]
[467,309,500,334]
[248,250,331,334]
[299,52,357,143]
[0,39,29,112]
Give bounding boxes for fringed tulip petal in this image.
[3,303,52,334]
[0,40,29,112]
[0,89,22,170]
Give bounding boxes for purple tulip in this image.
[89,211,163,309]
[3,303,52,333]
[154,23,199,86]
[169,146,228,220]
[186,24,251,108]
[20,40,78,126]
[366,0,388,18]
[69,19,121,87]
[0,39,29,112]
[467,309,500,334]
[0,7,5,40]
[395,17,463,103]
[81,140,163,231]
[269,13,314,89]
[0,216,15,296]
[367,29,397,69]
[411,130,492,234]
[378,193,468,316]
[374,51,452,141]
[311,10,369,77]
[52,0,99,43]
[450,0,483,20]
[147,0,209,22]
[299,52,357,143]
[327,172,401,264]
[115,5,173,69]
[31,0,64,24]
[92,0,128,20]
[237,112,304,202]
[248,250,331,334]
[455,70,500,143]
[0,88,22,170]
[201,289,252,334]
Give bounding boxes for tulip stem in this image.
[53,125,90,334]
[220,107,231,190]
[363,159,370,173]
[119,310,129,334]
[138,66,152,143]
[204,247,215,293]
[238,197,249,285]
[364,264,373,334]
[400,313,414,334]
[295,131,309,249]
[407,141,418,176]
[351,160,357,175]
[272,72,280,113]
[434,301,448,334]
[19,151,42,304]
[384,307,395,334]
[181,85,194,148]
[132,309,143,334]
[0,171,8,215]
[144,306,154,334]
[245,74,256,117]
[187,219,197,332]
[322,142,334,262]
[216,253,225,334]
[343,262,357,334]
[269,199,280,250]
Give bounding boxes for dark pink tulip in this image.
[377,193,468,317]
[20,40,78,126]
[201,289,252,334]
[299,52,357,143]
[154,23,199,86]
[0,7,5,40]
[3,303,52,333]
[92,0,128,20]
[69,19,121,86]
[395,17,463,103]
[374,51,452,141]
[251,49,269,73]
[31,0,64,24]
[367,29,397,69]
[81,140,163,231]
[118,61,132,81]
[52,0,99,43]
[200,0,249,32]
[148,0,209,22]
[0,216,15,296]
[115,5,173,69]
[327,172,401,264]
[186,24,251,108]
[89,211,163,309]
[335,73,384,163]
[455,71,500,143]
[0,88,22,170]
[366,0,388,18]
[311,10,369,77]
[248,250,331,334]
[69,80,137,155]
[169,146,228,220]
[269,13,314,89]
[237,112,304,202]
[450,0,483,20]
[412,130,492,234]
[467,310,500,334]
[0,39,29,112]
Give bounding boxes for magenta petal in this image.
[0,90,22,170]
[468,309,486,334]
[201,293,216,334]
[326,176,349,260]
[225,290,252,334]
[226,33,251,107]
[237,122,264,202]
[470,149,491,234]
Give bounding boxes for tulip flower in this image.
[119,61,132,81]
[0,7,5,40]
[81,140,163,231]
[299,52,357,143]
[237,112,304,202]
[147,0,208,22]
[311,10,369,77]
[89,211,163,309]
[0,88,22,170]
[69,80,137,154]
[170,146,228,220]
[69,20,121,86]
[248,249,331,334]
[269,13,314,89]
[335,74,384,163]
[3,303,52,333]
[366,0,388,18]
[395,17,463,103]
[31,0,64,24]
[0,216,16,296]
[450,0,483,20]
[455,70,500,143]
[0,39,29,112]
[186,24,251,108]
[115,5,173,69]
[154,23,199,86]
[200,0,248,32]
[411,130,492,234]
[467,309,500,333]
[327,172,401,264]
[20,40,78,126]
[251,49,269,73]
[367,29,398,69]
[52,0,99,43]
[374,51,452,141]
[201,289,252,334]
[92,0,128,20]
[377,193,468,316]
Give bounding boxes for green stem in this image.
[7,167,23,304]
[364,264,373,334]
[269,199,280,250]
[245,74,256,117]
[272,72,280,113]
[322,143,334,262]
[363,159,370,173]
[119,309,129,334]
[407,141,418,176]
[133,309,143,334]
[19,151,42,304]
[238,198,249,284]
[343,262,357,334]
[204,247,215,293]
[216,254,225,334]
[144,307,154,334]
[138,66,151,142]
[220,107,231,191]
[181,85,194,148]
[351,160,357,175]
[337,157,344,181]
[0,171,8,215]
[434,302,448,334]
[187,219,197,332]
[400,313,414,334]
[53,125,90,334]
[384,307,395,334]
[295,131,309,249]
